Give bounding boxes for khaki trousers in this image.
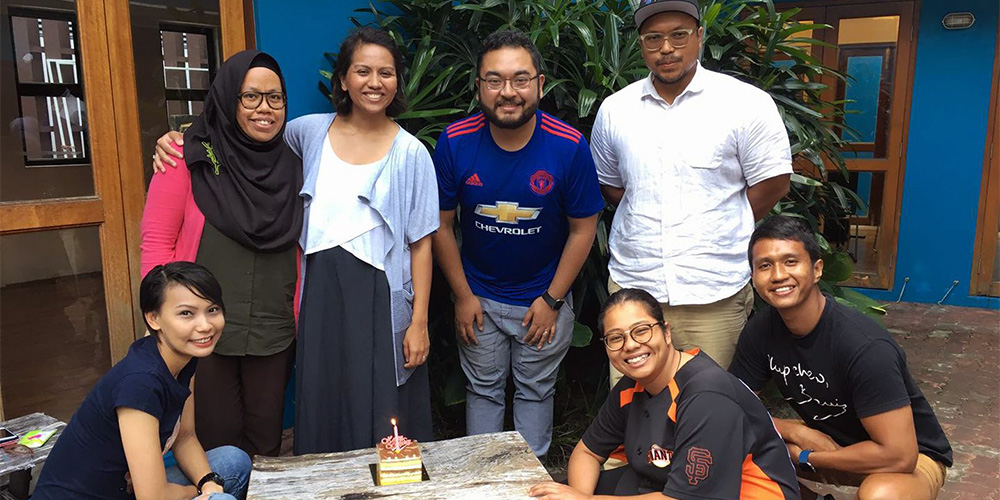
[607,278,753,388]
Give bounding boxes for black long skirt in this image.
[294,246,431,455]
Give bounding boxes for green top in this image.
[196,222,296,356]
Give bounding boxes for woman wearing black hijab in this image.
[140,50,302,457]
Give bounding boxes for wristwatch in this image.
[197,471,225,494]
[798,449,817,473]
[541,291,565,310]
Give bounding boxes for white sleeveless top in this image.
[304,138,387,270]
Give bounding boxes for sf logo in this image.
[685,447,713,485]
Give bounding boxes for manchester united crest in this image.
[529,169,554,196]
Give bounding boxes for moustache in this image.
[655,57,683,66]
[495,98,525,107]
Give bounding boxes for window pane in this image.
[166,99,203,131]
[161,30,211,90]
[826,171,886,288]
[129,1,219,188]
[1,5,95,201]
[836,16,900,160]
[19,94,87,162]
[1,227,110,421]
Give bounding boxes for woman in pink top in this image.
[140,50,302,458]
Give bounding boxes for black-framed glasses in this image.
[601,322,662,351]
[478,74,540,91]
[638,28,696,51]
[237,91,287,110]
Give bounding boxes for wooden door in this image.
[0,0,252,421]
[783,1,918,289]
[971,28,1000,297]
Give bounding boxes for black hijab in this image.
[184,50,303,252]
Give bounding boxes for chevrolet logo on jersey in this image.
[475,202,541,224]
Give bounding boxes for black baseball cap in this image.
[634,0,701,29]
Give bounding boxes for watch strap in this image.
[541,291,564,310]
[798,449,816,473]
[197,472,224,494]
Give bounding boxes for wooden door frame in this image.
[109,0,255,346]
[0,0,254,421]
[781,1,919,290]
[0,2,134,366]
[970,27,1000,297]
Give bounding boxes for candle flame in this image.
[391,418,397,425]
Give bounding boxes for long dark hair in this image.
[331,27,407,117]
[598,288,664,335]
[140,262,225,334]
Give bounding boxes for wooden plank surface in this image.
[248,431,552,499]
[0,413,65,476]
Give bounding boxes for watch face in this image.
[798,461,816,474]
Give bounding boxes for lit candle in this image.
[391,418,400,450]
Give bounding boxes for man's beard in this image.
[481,96,539,130]
[651,56,692,85]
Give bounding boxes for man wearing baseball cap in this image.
[591,0,793,386]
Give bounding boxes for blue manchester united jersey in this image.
[433,111,604,306]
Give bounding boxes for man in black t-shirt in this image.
[730,216,952,500]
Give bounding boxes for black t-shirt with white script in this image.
[729,294,952,466]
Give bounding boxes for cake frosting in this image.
[376,435,422,485]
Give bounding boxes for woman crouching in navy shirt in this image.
[33,262,251,500]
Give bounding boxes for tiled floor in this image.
[806,302,999,500]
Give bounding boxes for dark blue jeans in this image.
[164,445,252,500]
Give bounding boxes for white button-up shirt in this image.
[591,64,792,305]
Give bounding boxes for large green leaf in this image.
[822,250,854,283]
[443,365,467,406]
[571,321,594,348]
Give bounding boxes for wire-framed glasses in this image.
[478,75,540,91]
[638,28,696,51]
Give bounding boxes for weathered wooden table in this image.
[248,431,553,499]
[0,413,66,500]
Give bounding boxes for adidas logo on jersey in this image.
[465,173,484,186]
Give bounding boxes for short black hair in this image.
[477,29,543,76]
[598,288,665,336]
[140,262,225,335]
[331,27,407,117]
[748,216,823,264]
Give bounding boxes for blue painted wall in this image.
[253,0,375,119]
[255,0,999,309]
[861,0,998,309]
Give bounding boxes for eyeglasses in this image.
[237,91,287,110]
[638,29,697,51]
[478,75,540,91]
[601,322,663,351]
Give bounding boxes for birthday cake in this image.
[376,432,422,485]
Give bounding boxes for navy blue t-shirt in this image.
[433,111,605,305]
[33,336,197,500]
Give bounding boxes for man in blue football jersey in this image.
[431,30,604,458]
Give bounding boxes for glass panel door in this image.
[127,0,221,187]
[785,2,916,290]
[0,0,128,420]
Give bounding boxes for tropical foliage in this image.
[323,0,883,317]
[319,0,885,462]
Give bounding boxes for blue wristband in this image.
[798,449,811,464]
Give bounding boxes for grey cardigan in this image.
[285,113,439,385]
